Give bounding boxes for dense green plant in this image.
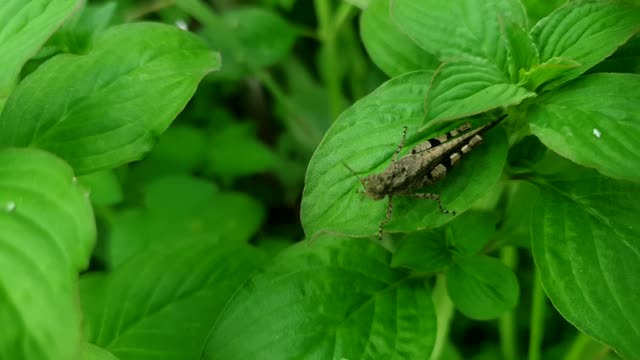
[0,0,639,359]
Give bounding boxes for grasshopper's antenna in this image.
[342,162,366,189]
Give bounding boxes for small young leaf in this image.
[82,239,264,360]
[0,0,82,97]
[391,0,527,72]
[0,22,219,175]
[392,230,453,273]
[301,71,508,239]
[519,57,580,91]
[528,73,640,181]
[530,0,640,89]
[360,0,439,77]
[446,255,519,320]
[0,148,95,360]
[424,58,536,126]
[204,237,437,359]
[501,18,539,82]
[530,164,640,359]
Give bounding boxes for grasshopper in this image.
[348,114,507,239]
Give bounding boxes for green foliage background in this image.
[0,0,639,359]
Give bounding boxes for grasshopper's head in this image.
[362,174,387,200]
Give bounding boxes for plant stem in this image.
[430,274,454,360]
[499,246,519,360]
[528,268,546,360]
[314,0,350,121]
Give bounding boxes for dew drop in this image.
[593,128,601,138]
[5,201,16,212]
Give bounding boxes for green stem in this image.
[564,332,591,360]
[528,268,546,360]
[430,274,454,360]
[314,0,348,120]
[499,246,519,360]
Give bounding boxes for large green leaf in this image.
[391,0,527,72]
[204,237,437,359]
[82,238,264,360]
[528,73,640,181]
[424,58,536,126]
[0,22,219,175]
[530,165,640,359]
[0,0,82,98]
[446,255,519,320]
[301,71,508,239]
[360,0,439,77]
[0,148,95,360]
[530,0,640,89]
[86,344,119,360]
[391,230,452,273]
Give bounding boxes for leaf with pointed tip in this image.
[529,73,640,181]
[501,18,539,82]
[424,59,536,127]
[204,237,437,360]
[301,71,509,239]
[530,0,640,89]
[0,148,95,360]
[520,57,580,91]
[530,165,640,359]
[0,22,219,175]
[0,0,82,97]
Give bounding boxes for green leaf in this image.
[424,58,536,126]
[446,211,496,256]
[528,73,640,181]
[360,0,439,77]
[446,255,519,320]
[301,71,509,239]
[391,0,527,71]
[109,174,264,267]
[203,237,437,359]
[79,170,122,207]
[205,123,280,181]
[588,34,640,74]
[530,165,640,359]
[530,0,640,89]
[501,18,539,82]
[150,125,207,173]
[0,22,219,175]
[83,238,264,360]
[195,4,298,80]
[42,1,117,56]
[0,0,82,98]
[86,344,119,360]
[520,57,581,91]
[0,148,95,360]
[392,230,453,273]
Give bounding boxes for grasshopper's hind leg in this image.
[378,196,394,240]
[409,193,456,215]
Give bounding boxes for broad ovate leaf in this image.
[301,71,508,239]
[0,148,95,360]
[529,73,640,181]
[530,0,640,89]
[82,238,264,360]
[0,0,82,97]
[0,22,219,174]
[204,237,437,359]
[360,0,439,77]
[424,58,536,127]
[531,165,640,359]
[446,255,519,320]
[391,0,527,71]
